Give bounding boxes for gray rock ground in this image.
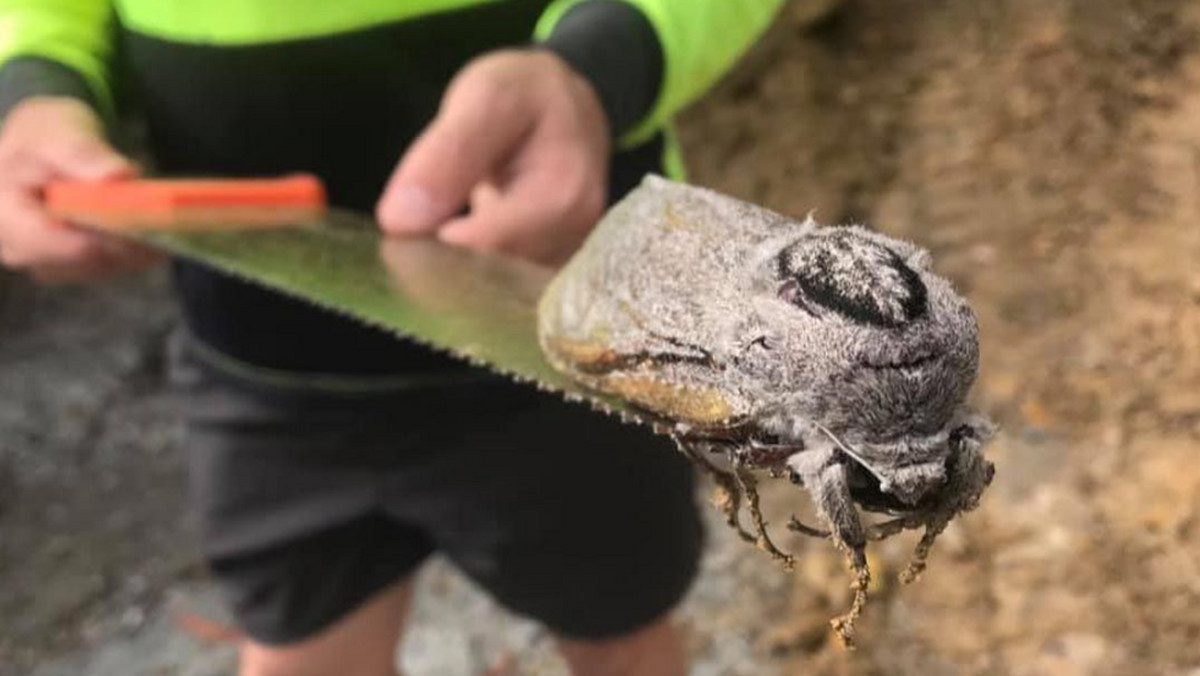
[0,272,797,676]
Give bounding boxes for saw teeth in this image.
[129,227,667,435]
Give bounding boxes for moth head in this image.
[839,412,996,510]
[763,226,979,445]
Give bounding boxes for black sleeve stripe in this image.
[539,0,664,138]
[0,56,98,123]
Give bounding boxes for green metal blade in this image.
[75,208,649,422]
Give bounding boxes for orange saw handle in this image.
[45,174,328,231]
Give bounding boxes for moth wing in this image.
[538,176,789,425]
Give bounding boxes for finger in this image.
[2,153,55,191]
[438,158,603,265]
[467,180,505,213]
[377,72,536,234]
[0,191,103,269]
[41,129,137,181]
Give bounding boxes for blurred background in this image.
[2,0,1199,674]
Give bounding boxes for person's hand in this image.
[376,49,611,267]
[0,98,162,283]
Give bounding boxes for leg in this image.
[864,515,918,541]
[557,615,686,676]
[788,446,870,648]
[897,431,996,584]
[731,457,796,570]
[898,517,952,585]
[424,384,701,671]
[240,577,416,676]
[671,435,755,544]
[812,462,871,648]
[787,515,831,538]
[172,336,434,675]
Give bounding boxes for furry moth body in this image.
[537,176,995,646]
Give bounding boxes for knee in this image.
[556,616,687,676]
[239,649,305,676]
[239,641,345,676]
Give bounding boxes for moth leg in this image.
[784,465,834,538]
[670,436,756,544]
[864,515,922,541]
[789,447,870,648]
[786,515,831,539]
[820,463,870,650]
[790,506,923,542]
[899,517,951,585]
[731,456,796,570]
[899,431,995,584]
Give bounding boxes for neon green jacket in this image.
[0,0,782,152]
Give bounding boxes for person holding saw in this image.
[0,1,782,674]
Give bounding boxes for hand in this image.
[0,98,162,283]
[376,49,611,267]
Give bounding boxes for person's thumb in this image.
[377,69,536,234]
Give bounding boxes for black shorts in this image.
[169,333,704,644]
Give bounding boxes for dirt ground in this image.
[678,0,1200,673]
[3,0,1200,674]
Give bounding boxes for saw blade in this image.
[67,204,662,429]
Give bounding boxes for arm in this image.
[0,0,116,120]
[377,0,782,265]
[536,0,785,144]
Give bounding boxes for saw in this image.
[46,174,647,423]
